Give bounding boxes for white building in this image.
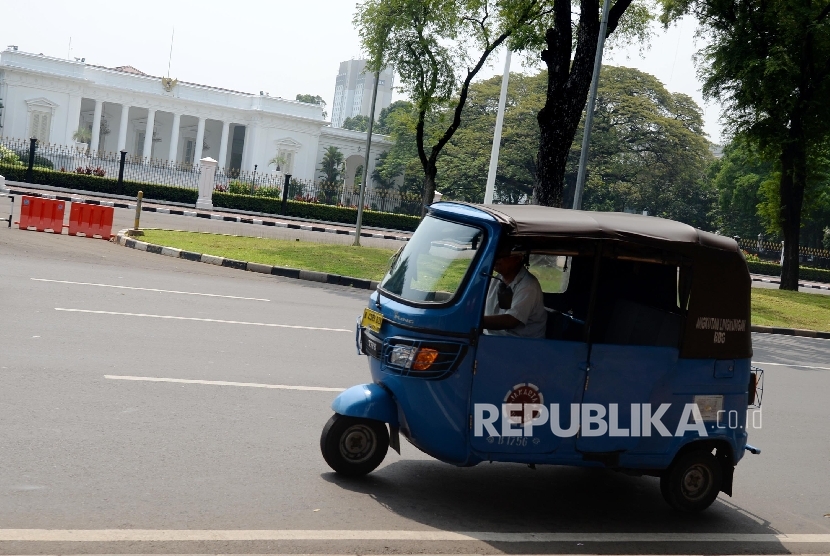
[330,60,393,129]
[0,48,390,188]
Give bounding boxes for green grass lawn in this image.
[139,230,830,332]
[140,230,397,280]
[751,288,830,332]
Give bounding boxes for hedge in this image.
[213,192,421,232]
[0,165,198,204]
[747,260,830,284]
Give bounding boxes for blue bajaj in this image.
[320,202,763,513]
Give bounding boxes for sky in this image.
[0,0,724,144]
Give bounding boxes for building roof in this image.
[112,65,146,75]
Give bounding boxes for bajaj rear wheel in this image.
[660,450,722,512]
[320,413,389,477]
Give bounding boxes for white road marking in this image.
[105,375,344,392]
[54,308,350,332]
[0,530,828,542]
[33,278,269,301]
[754,361,830,371]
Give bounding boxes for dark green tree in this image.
[438,72,544,202]
[342,115,372,132]
[370,100,427,196]
[570,66,715,228]
[707,136,830,247]
[660,0,830,288]
[318,146,345,185]
[356,0,557,214]
[526,0,653,206]
[709,140,773,239]
[296,94,328,118]
[435,67,715,228]
[376,100,416,134]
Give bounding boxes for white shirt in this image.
[484,267,547,339]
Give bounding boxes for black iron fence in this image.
[0,137,202,189]
[737,237,830,269]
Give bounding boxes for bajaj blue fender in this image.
[331,383,400,427]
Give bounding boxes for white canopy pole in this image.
[484,48,511,205]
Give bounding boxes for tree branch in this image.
[606,0,635,36]
[430,31,511,164]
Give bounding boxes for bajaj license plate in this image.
[362,331,382,359]
[361,308,383,333]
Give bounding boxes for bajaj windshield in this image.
[379,216,483,304]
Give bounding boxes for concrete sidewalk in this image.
[751,274,830,295]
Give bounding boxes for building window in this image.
[136,132,156,159]
[30,110,51,143]
[184,139,196,166]
[277,149,295,174]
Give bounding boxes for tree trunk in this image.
[778,134,807,290]
[421,164,437,217]
[534,0,633,207]
[535,85,593,207]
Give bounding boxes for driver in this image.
[482,244,547,338]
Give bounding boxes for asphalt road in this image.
[1,215,829,555]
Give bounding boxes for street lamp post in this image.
[484,48,511,205]
[353,69,381,247]
[572,0,612,211]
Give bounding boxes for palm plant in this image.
[269,152,288,171]
[72,127,92,145]
[318,146,345,185]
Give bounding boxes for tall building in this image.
[330,59,394,128]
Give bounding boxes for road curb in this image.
[751,275,830,290]
[115,229,381,292]
[751,325,830,339]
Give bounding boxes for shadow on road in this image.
[322,459,787,553]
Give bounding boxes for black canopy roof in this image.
[472,203,738,253]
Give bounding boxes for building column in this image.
[168,113,181,164]
[194,117,205,163]
[90,100,103,153]
[243,122,258,171]
[142,109,156,160]
[117,104,130,152]
[218,121,230,169]
[64,94,83,145]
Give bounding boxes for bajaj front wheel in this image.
[320,413,389,477]
[660,450,722,512]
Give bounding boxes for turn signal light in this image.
[413,348,439,371]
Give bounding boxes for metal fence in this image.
[738,237,830,269]
[1,136,424,216]
[0,137,202,189]
[213,171,424,216]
